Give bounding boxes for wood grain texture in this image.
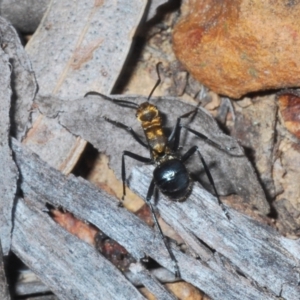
[12,197,145,300]
[0,44,18,255]
[130,166,300,299]
[22,0,147,175]
[11,140,175,300]
[0,16,37,139]
[26,0,147,99]
[11,138,282,300]
[0,241,10,300]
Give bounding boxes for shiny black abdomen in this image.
[153,158,190,201]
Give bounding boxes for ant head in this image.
[136,102,159,123]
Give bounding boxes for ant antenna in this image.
[147,62,162,102]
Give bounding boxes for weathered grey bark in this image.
[130,166,300,299]
[0,16,37,140]
[22,0,147,175]
[14,266,179,297]
[12,197,145,300]
[15,274,50,297]
[0,0,50,33]
[11,138,290,300]
[26,0,147,100]
[128,263,176,300]
[0,42,18,255]
[0,241,10,300]
[24,296,58,300]
[0,0,166,32]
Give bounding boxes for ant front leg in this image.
[182,146,230,220]
[146,180,180,278]
[169,108,199,151]
[169,107,235,153]
[121,151,152,204]
[105,117,149,149]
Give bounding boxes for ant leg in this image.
[182,146,230,219]
[169,108,236,153]
[181,125,232,152]
[168,108,199,151]
[146,179,180,278]
[105,117,149,149]
[121,151,152,203]
[84,91,139,109]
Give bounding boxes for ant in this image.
[86,63,230,278]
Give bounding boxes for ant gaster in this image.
[86,63,229,278]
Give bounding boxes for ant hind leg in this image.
[182,145,230,220]
[121,151,152,205]
[146,180,180,278]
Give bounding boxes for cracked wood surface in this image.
[11,138,295,300]
[0,40,18,255]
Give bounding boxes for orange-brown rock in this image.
[173,0,300,99]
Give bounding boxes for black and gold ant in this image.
[86,63,230,277]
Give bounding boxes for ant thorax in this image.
[154,152,178,166]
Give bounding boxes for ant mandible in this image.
[86,63,229,278]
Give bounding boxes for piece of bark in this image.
[12,139,281,300]
[128,263,176,300]
[35,93,270,215]
[26,0,147,99]
[23,115,87,173]
[15,275,50,297]
[0,0,164,33]
[25,296,58,300]
[23,0,147,174]
[15,267,179,297]
[11,198,145,300]
[0,16,37,140]
[0,241,10,300]
[13,141,174,299]
[231,95,277,199]
[126,267,177,286]
[0,46,18,255]
[272,135,300,235]
[0,0,50,33]
[129,166,300,299]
